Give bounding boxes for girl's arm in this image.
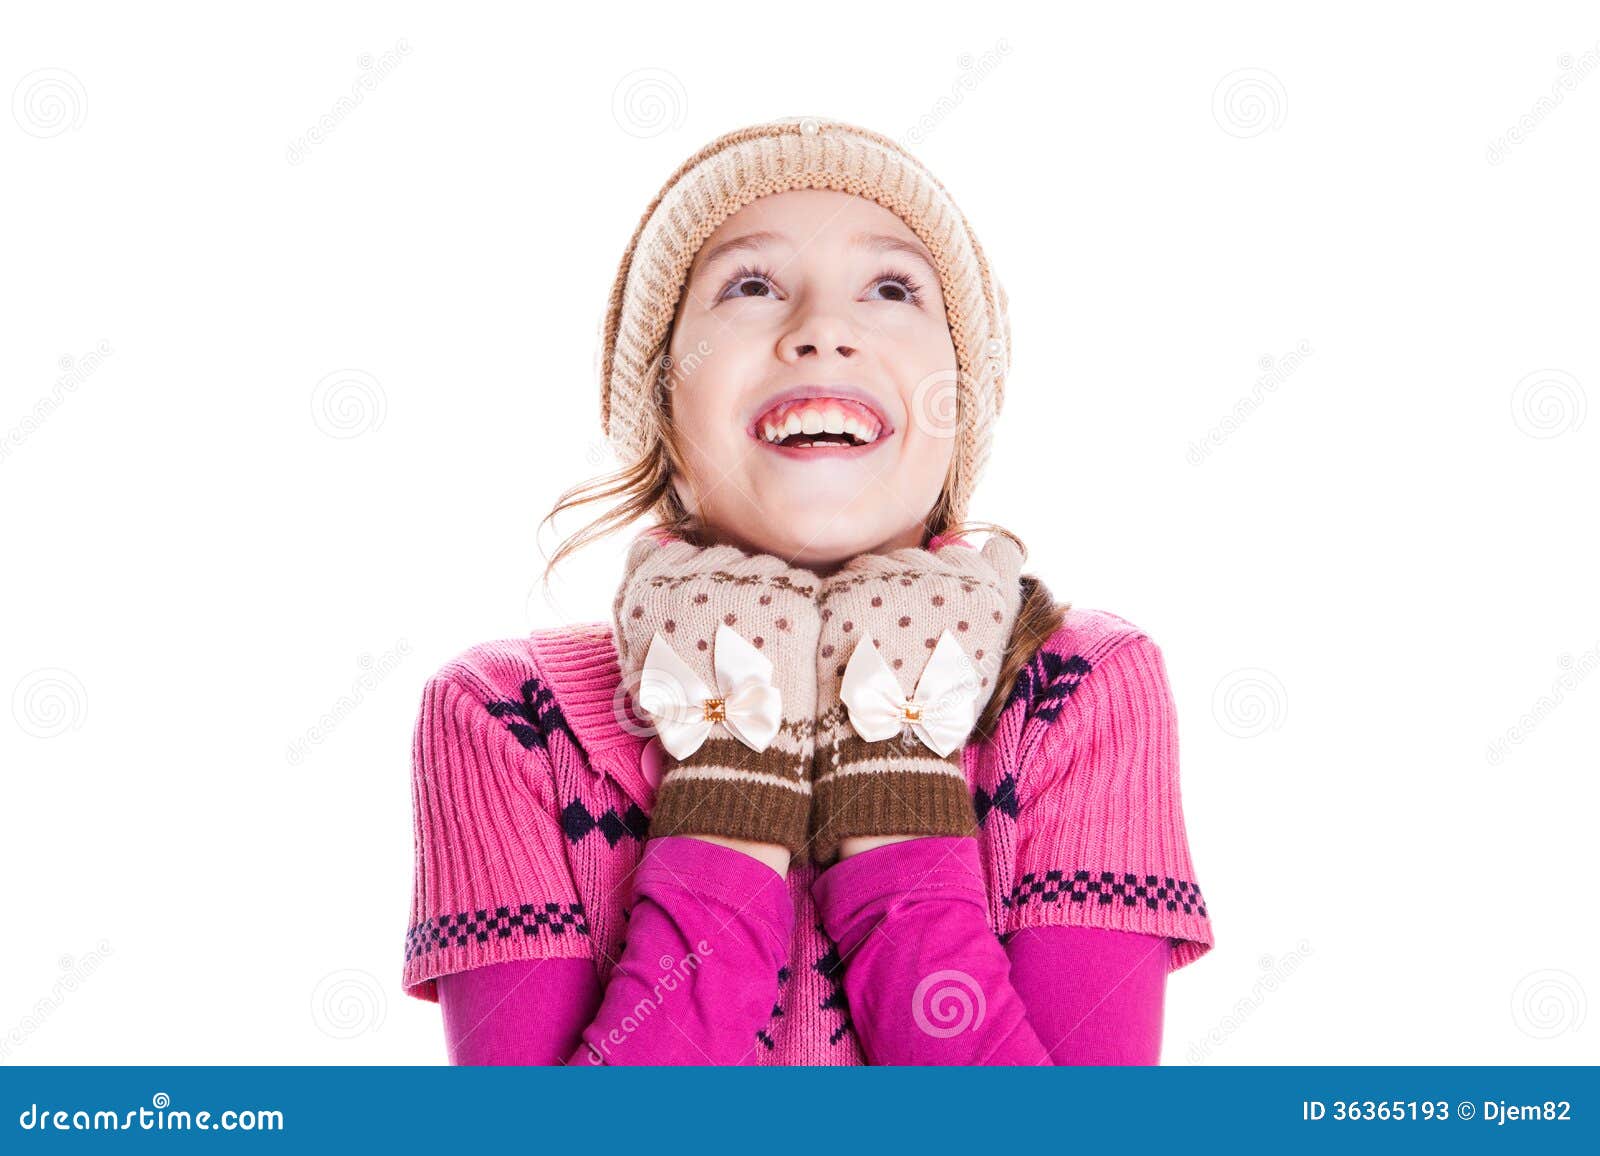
[439,835,792,1066]
[811,835,1168,1065]
[811,834,1046,1064]
[440,956,600,1065]
[1004,922,1168,1064]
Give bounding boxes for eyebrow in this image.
[852,231,940,278]
[691,228,940,282]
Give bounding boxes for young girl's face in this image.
[664,188,958,572]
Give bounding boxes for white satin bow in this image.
[637,623,783,760]
[840,629,980,758]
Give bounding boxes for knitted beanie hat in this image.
[598,115,1012,526]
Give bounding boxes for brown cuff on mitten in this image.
[807,708,978,867]
[647,724,815,858]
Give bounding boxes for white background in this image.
[3,1,1597,1065]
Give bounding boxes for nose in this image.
[777,306,858,364]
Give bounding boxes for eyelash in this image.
[716,263,926,307]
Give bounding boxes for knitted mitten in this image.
[809,534,1025,867]
[612,533,823,858]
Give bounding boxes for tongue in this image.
[781,431,856,447]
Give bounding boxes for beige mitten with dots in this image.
[808,534,1025,867]
[613,535,824,857]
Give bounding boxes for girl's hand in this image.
[613,533,824,867]
[807,534,1025,867]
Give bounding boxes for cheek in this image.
[663,336,759,468]
[890,325,961,450]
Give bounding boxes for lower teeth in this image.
[780,438,861,449]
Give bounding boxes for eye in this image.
[716,264,781,301]
[867,268,925,307]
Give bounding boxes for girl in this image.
[402,116,1214,1065]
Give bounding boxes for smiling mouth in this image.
[752,397,889,452]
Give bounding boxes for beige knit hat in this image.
[598,115,1012,527]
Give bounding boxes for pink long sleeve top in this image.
[407,601,1213,1065]
[440,834,1168,1065]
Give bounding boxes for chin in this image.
[712,514,849,568]
[773,519,911,571]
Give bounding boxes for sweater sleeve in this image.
[1006,633,1215,970]
[811,835,1052,1065]
[437,836,792,1066]
[403,664,594,1003]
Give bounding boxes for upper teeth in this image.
[759,402,880,445]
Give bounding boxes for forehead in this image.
[689,188,934,275]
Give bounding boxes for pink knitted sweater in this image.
[402,607,1214,1065]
